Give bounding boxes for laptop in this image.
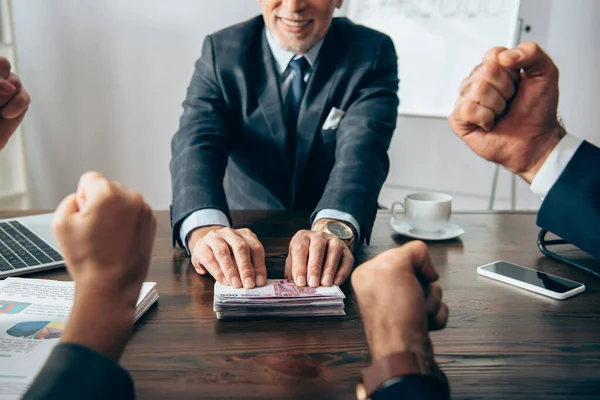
[0,213,64,278]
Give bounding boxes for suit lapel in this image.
[254,32,289,169]
[292,25,345,202]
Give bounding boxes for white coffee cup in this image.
[391,193,452,233]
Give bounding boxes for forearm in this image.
[62,283,138,361]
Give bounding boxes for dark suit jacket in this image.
[537,141,600,259]
[23,343,134,399]
[170,16,399,246]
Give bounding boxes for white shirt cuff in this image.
[530,134,583,199]
[313,209,361,244]
[179,209,230,251]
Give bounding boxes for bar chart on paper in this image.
[347,0,522,117]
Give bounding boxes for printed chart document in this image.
[0,278,158,400]
[214,279,345,319]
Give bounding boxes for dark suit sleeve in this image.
[372,375,450,400]
[23,343,134,400]
[311,35,399,244]
[170,35,234,247]
[537,141,600,259]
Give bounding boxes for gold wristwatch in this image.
[312,219,356,250]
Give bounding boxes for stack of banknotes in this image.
[214,279,346,319]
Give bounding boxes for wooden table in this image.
[13,210,600,399]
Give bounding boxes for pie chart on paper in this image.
[6,321,65,340]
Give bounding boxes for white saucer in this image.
[390,217,465,241]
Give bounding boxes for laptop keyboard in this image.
[0,221,63,272]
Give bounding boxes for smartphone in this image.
[477,261,585,300]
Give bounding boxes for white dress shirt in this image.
[530,133,583,199]
[179,29,361,251]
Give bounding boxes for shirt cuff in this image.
[530,134,583,199]
[179,209,230,251]
[313,209,361,244]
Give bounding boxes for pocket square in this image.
[322,107,345,130]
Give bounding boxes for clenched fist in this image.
[54,172,156,360]
[449,42,565,183]
[0,57,30,151]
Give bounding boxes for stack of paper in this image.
[0,278,158,399]
[214,279,345,319]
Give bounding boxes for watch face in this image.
[327,221,353,240]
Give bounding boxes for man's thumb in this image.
[498,42,559,79]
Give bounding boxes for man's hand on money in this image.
[188,226,267,289]
[351,241,449,362]
[284,229,354,288]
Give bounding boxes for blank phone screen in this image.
[482,262,582,293]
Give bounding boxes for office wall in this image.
[378,0,600,210]
[12,0,263,209]
[546,0,600,144]
[10,0,600,210]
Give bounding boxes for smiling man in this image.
[170,0,399,289]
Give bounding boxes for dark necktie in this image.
[285,56,309,167]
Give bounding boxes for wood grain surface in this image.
[4,210,599,400]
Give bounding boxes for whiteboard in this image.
[347,0,521,117]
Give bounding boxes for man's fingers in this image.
[462,80,506,116]
[405,241,438,282]
[306,237,326,287]
[0,112,25,150]
[291,235,309,286]
[425,283,443,328]
[469,62,518,101]
[481,47,522,81]
[333,248,354,286]
[1,75,28,118]
[359,241,438,283]
[284,254,292,280]
[433,303,450,331]
[0,58,11,79]
[321,239,343,286]
[221,229,256,288]
[0,79,16,106]
[193,258,208,275]
[135,202,156,274]
[498,41,559,80]
[123,188,145,214]
[145,204,157,249]
[453,97,496,132]
[76,171,113,209]
[205,234,241,288]
[52,194,79,237]
[482,46,508,63]
[237,229,267,286]
[196,241,227,284]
